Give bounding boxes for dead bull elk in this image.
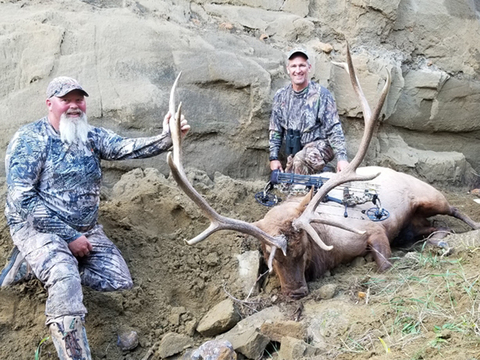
[167,47,480,299]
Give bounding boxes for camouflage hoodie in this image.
[5,117,172,243]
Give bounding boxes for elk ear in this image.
[297,188,314,212]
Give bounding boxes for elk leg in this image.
[367,232,392,272]
[425,227,451,248]
[397,215,453,245]
[449,206,480,230]
[409,218,449,245]
[415,200,480,231]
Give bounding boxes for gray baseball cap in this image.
[46,76,89,98]
[287,47,309,60]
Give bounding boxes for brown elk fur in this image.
[255,166,480,298]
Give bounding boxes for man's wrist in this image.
[269,156,278,161]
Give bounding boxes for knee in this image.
[86,272,133,292]
[107,276,133,291]
[117,276,133,290]
[43,261,81,287]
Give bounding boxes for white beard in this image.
[59,111,90,145]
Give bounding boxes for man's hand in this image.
[179,116,190,138]
[270,160,283,172]
[336,160,349,172]
[68,235,93,258]
[162,112,171,134]
[163,112,191,138]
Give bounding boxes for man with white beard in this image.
[58,109,90,145]
[0,76,190,360]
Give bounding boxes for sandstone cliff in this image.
[1,0,479,186]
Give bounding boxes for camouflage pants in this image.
[285,139,335,175]
[11,223,132,324]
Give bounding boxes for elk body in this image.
[166,46,480,299]
[255,166,480,298]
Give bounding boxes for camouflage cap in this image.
[46,76,89,98]
[286,47,309,60]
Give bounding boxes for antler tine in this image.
[347,47,391,170]
[292,43,391,246]
[169,72,183,163]
[166,73,288,256]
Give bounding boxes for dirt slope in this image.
[0,169,480,360]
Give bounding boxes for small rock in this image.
[117,330,139,351]
[236,250,261,296]
[190,340,237,360]
[184,319,198,337]
[234,328,270,359]
[314,284,337,300]
[157,332,194,359]
[278,336,320,360]
[196,299,240,337]
[260,320,306,342]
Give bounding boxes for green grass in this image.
[34,336,50,360]
[336,245,480,358]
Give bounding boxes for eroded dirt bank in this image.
[1,168,480,359]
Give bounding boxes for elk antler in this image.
[166,73,288,259]
[292,44,391,248]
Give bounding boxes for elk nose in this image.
[285,285,309,299]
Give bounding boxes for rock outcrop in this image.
[1,0,479,186]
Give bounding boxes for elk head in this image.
[167,44,391,298]
[255,192,315,298]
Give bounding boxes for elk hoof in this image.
[437,241,448,248]
[377,260,393,272]
[441,246,454,257]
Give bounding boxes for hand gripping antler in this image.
[166,73,288,258]
[292,44,391,250]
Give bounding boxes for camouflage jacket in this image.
[269,81,347,162]
[5,117,172,243]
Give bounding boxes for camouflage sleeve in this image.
[269,130,283,161]
[92,127,173,160]
[5,133,83,243]
[269,91,285,161]
[321,91,348,161]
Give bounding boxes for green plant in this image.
[34,336,50,360]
